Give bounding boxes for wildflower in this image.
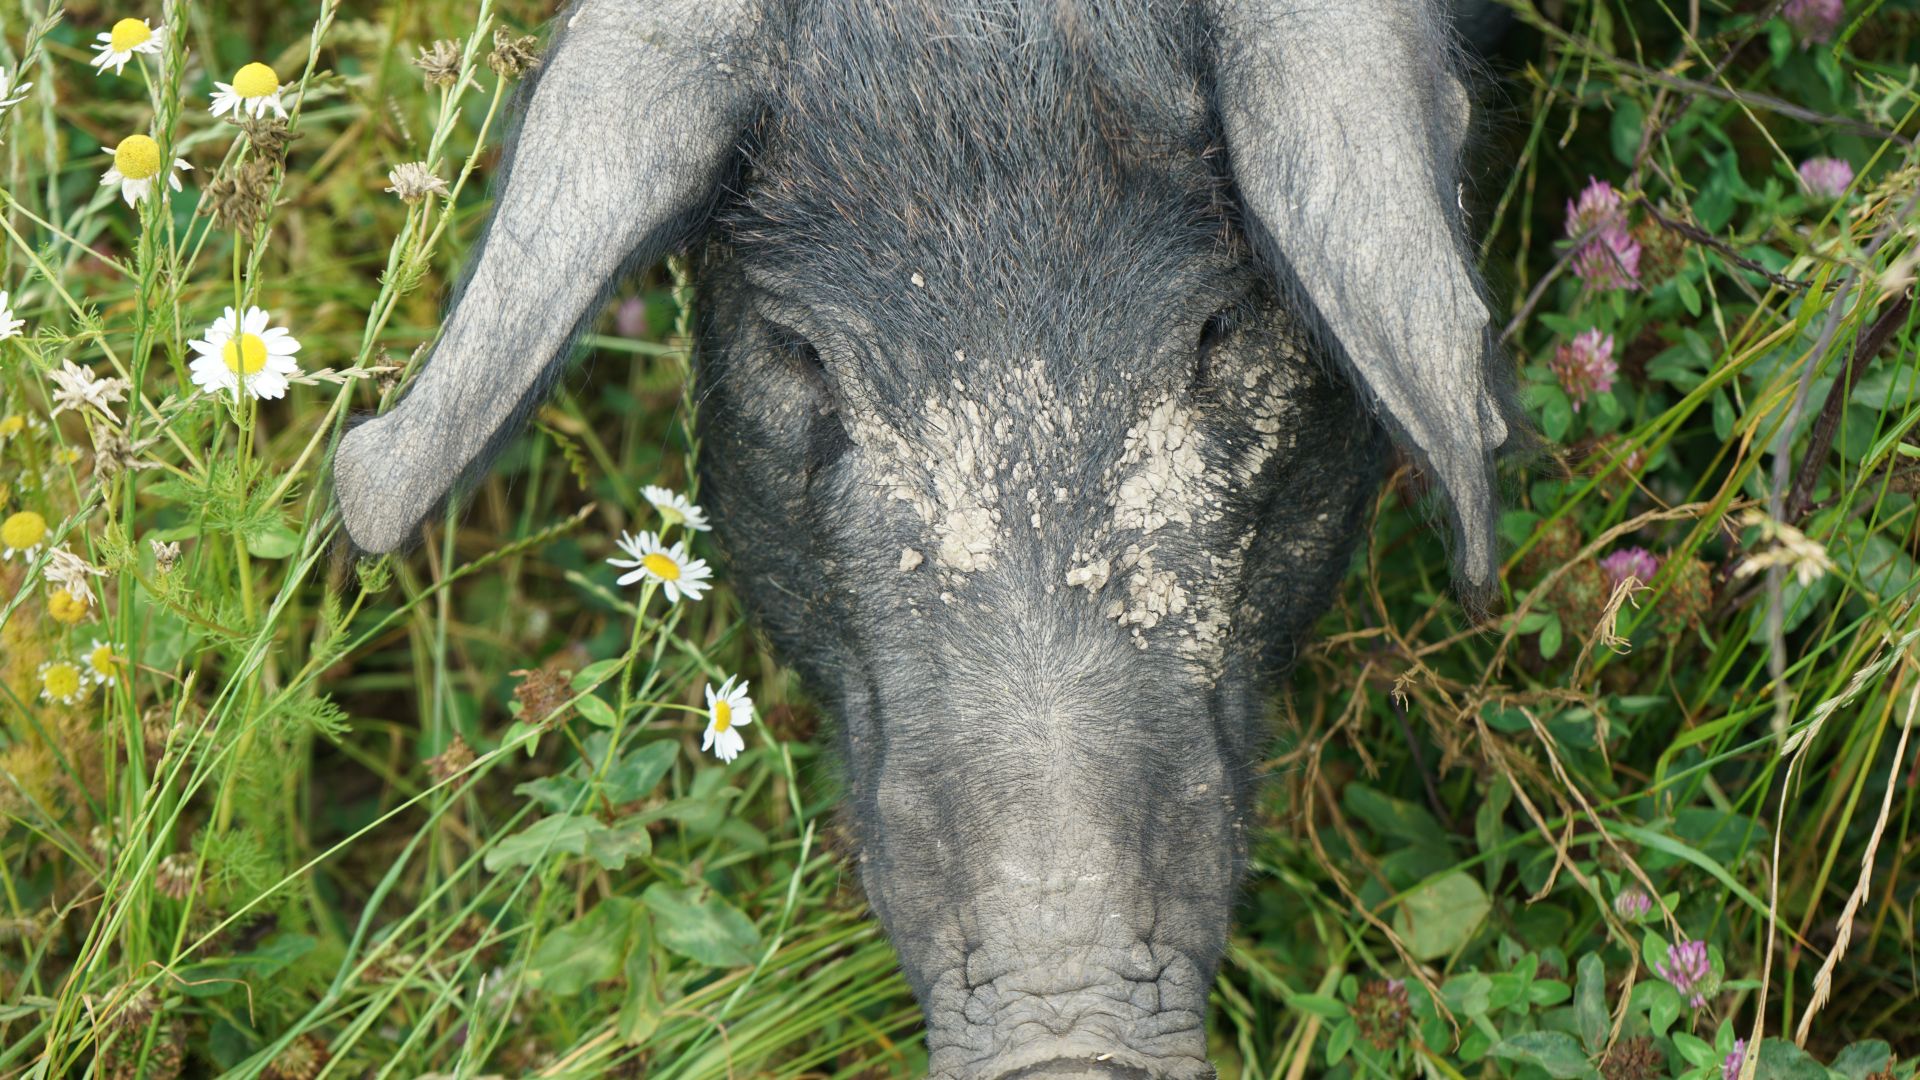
[187,306,303,401]
[1798,156,1854,199]
[413,39,463,89]
[615,296,649,338]
[83,639,124,687]
[90,18,167,77]
[209,62,288,121]
[1352,979,1411,1049]
[383,161,448,204]
[0,290,24,339]
[1656,938,1714,1007]
[702,675,755,763]
[1783,0,1844,45]
[0,412,40,443]
[1733,510,1835,587]
[100,135,191,207]
[1565,177,1629,239]
[38,659,87,706]
[1723,1039,1749,1080]
[44,546,104,607]
[48,588,89,625]
[643,485,712,532]
[154,853,196,900]
[1600,547,1660,591]
[1613,885,1653,920]
[150,538,181,573]
[47,360,130,420]
[0,66,29,113]
[1550,329,1617,411]
[2,510,48,561]
[608,529,713,603]
[1573,226,1643,290]
[488,26,541,80]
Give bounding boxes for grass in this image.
[0,0,1917,1077]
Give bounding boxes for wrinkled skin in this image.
[330,2,1511,1076]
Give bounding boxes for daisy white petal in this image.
[83,639,124,687]
[187,306,304,401]
[38,659,88,706]
[699,675,756,763]
[0,290,23,339]
[100,135,191,207]
[1,510,48,562]
[90,19,167,78]
[642,485,712,532]
[606,529,713,603]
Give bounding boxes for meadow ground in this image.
[2,0,1919,1077]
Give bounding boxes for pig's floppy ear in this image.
[1212,0,1512,601]
[332,0,761,554]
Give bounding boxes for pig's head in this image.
[331,2,1512,1077]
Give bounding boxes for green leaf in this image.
[1490,1031,1598,1079]
[1538,612,1564,661]
[1754,1038,1830,1080]
[1342,784,1449,850]
[529,897,642,996]
[1829,1040,1892,1080]
[1610,99,1645,166]
[516,775,589,813]
[1644,981,1683,1038]
[573,658,624,689]
[1673,1031,1717,1068]
[244,521,300,559]
[576,693,618,728]
[484,814,599,872]
[1676,275,1702,317]
[1574,953,1607,1054]
[641,883,760,968]
[618,912,662,1045]
[1440,972,1492,1018]
[1326,1018,1355,1066]
[582,819,651,870]
[604,740,679,804]
[1291,993,1348,1019]
[1393,872,1489,961]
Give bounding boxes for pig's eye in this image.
[1192,307,1235,392]
[767,321,832,407]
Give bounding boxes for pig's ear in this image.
[1212,0,1512,602]
[332,0,762,554]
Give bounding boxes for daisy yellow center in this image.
[642,552,681,580]
[222,333,269,375]
[108,18,152,53]
[0,415,24,437]
[113,135,162,180]
[88,645,118,676]
[2,510,46,549]
[231,62,279,98]
[713,700,733,733]
[42,663,81,699]
[49,589,87,625]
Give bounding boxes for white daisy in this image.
[83,639,124,688]
[187,306,303,401]
[701,676,755,763]
[99,135,191,207]
[607,529,712,603]
[0,290,23,339]
[38,660,88,706]
[90,18,167,78]
[209,62,289,120]
[642,485,711,532]
[1,510,48,561]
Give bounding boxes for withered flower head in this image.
[384,161,448,205]
[488,26,540,80]
[240,116,299,165]
[413,39,462,89]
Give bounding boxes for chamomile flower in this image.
[100,135,191,207]
[90,18,167,77]
[187,306,303,401]
[607,529,712,603]
[209,62,288,120]
[83,639,124,687]
[47,587,90,625]
[642,485,711,532]
[38,660,87,706]
[0,412,38,443]
[701,676,755,763]
[2,510,48,561]
[0,290,23,339]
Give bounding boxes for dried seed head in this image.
[487,27,540,79]
[384,161,448,205]
[511,666,573,730]
[263,1034,330,1080]
[240,116,298,164]
[85,984,157,1031]
[1351,979,1410,1049]
[150,538,181,573]
[426,734,474,782]
[198,156,278,234]
[1600,1035,1665,1080]
[413,39,462,89]
[154,853,196,900]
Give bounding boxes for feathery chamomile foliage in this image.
[0,0,1916,1078]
